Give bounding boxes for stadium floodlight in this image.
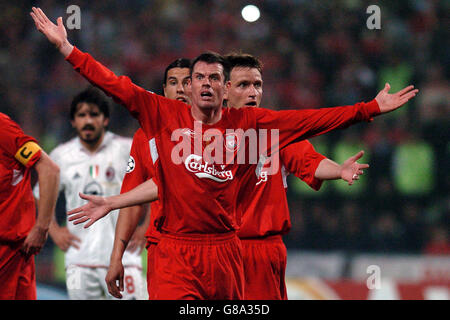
[241,5,260,23]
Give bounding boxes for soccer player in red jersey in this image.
[225,53,368,299]
[106,58,192,299]
[31,7,418,300]
[0,112,60,299]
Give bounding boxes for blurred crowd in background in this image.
[1,0,448,283]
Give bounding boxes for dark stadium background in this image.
[1,0,448,299]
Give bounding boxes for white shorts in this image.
[65,265,147,300]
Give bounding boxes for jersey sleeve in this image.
[280,140,326,191]
[250,100,380,154]
[121,130,152,194]
[65,47,179,137]
[33,146,64,199]
[0,114,41,168]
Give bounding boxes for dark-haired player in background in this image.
[33,88,146,299]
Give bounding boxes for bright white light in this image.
[241,5,260,23]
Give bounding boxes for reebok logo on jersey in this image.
[11,169,24,186]
[185,154,233,183]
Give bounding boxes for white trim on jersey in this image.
[149,137,158,164]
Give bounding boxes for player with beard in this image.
[225,53,368,299]
[31,7,418,299]
[106,58,192,299]
[34,87,146,299]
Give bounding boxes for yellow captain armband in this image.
[14,141,41,166]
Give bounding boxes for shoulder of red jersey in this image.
[221,106,255,128]
[133,128,149,142]
[0,113,40,159]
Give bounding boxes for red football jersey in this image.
[66,47,380,235]
[237,140,326,239]
[0,113,42,242]
[120,128,161,244]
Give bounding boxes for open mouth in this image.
[176,97,187,103]
[245,101,257,106]
[200,91,213,98]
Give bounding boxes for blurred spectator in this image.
[417,63,450,125]
[339,202,369,252]
[369,210,406,253]
[400,200,426,253]
[423,225,450,255]
[391,130,435,196]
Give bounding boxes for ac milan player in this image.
[31,7,418,300]
[225,53,368,299]
[106,58,192,299]
[33,88,146,300]
[0,112,59,300]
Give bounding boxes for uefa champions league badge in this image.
[126,156,135,173]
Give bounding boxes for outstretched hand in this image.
[67,193,113,228]
[375,83,419,114]
[340,150,369,185]
[30,7,73,56]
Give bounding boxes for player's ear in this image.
[103,117,110,127]
[163,84,167,97]
[225,81,233,98]
[223,82,229,100]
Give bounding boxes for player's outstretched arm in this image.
[375,83,418,114]
[315,150,369,185]
[30,7,73,57]
[67,179,158,228]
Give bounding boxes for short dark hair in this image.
[224,52,263,81]
[163,58,191,85]
[190,51,230,83]
[70,87,110,120]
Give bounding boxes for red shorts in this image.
[146,241,158,299]
[241,235,287,300]
[0,241,36,300]
[150,232,244,300]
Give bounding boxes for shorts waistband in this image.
[160,231,238,244]
[239,234,283,244]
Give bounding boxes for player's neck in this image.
[79,131,106,154]
[191,105,222,125]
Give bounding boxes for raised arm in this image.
[30,7,73,57]
[31,7,141,106]
[254,84,418,157]
[375,83,418,114]
[67,178,158,228]
[30,6,166,126]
